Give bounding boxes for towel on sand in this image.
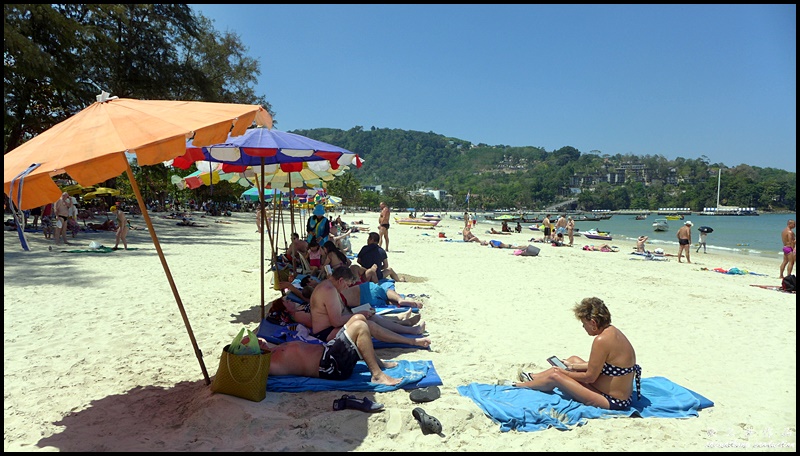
[267,360,441,393]
[457,376,713,432]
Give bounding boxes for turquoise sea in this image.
[479,213,796,260]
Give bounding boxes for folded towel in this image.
[457,376,713,432]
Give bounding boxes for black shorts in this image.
[318,329,361,380]
[543,227,551,236]
[678,239,690,245]
[380,223,390,229]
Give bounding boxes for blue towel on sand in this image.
[457,376,713,432]
[267,360,441,393]
[257,319,429,350]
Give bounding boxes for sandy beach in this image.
[4,209,796,452]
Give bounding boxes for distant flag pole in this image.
[465,190,470,211]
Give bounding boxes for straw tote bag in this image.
[210,344,271,402]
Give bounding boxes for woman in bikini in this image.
[321,240,351,274]
[513,297,641,410]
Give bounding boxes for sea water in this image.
[480,213,796,260]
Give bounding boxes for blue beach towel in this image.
[457,376,713,432]
[256,319,429,350]
[267,360,441,393]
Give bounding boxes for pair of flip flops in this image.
[409,386,440,403]
[412,407,442,435]
[332,394,384,412]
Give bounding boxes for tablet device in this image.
[547,356,567,369]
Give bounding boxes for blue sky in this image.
[190,4,796,172]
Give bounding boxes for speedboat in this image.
[583,229,612,241]
[653,219,669,232]
[419,213,442,222]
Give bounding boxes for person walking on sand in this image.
[111,205,128,250]
[378,201,391,252]
[696,230,708,254]
[677,220,693,263]
[779,219,796,279]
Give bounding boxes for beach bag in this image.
[781,275,796,293]
[210,333,271,402]
[522,245,540,256]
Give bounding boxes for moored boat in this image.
[394,217,440,227]
[583,229,612,241]
[653,219,669,232]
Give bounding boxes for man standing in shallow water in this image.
[779,219,795,279]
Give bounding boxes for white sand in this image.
[4,210,796,451]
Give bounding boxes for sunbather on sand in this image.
[487,240,524,249]
[176,217,207,227]
[342,279,424,310]
[512,297,642,410]
[250,314,403,386]
[636,236,649,253]
[583,244,617,252]
[309,266,431,348]
[462,224,487,245]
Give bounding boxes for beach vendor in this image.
[306,204,330,246]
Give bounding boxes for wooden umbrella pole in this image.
[125,162,210,385]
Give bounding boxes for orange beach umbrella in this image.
[3,92,272,384]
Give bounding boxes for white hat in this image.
[685,220,693,226]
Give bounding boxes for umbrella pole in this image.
[125,162,211,385]
[289,174,295,232]
[258,164,267,321]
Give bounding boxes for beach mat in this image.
[457,376,713,432]
[61,246,139,253]
[256,319,429,350]
[750,284,794,294]
[266,360,441,393]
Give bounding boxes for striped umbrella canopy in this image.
[174,126,362,172]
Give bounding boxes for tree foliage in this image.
[4,4,273,154]
[295,127,795,213]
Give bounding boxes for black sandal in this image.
[412,407,442,435]
[332,394,384,412]
[409,386,441,403]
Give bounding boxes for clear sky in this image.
[190,4,796,172]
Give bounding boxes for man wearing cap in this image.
[676,220,693,263]
[306,204,330,246]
